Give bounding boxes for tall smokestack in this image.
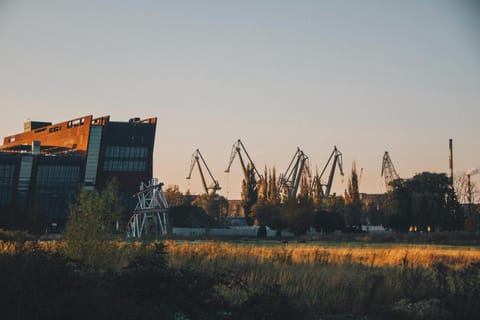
[449,138,454,188]
[467,173,472,216]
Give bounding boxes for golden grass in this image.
[2,238,479,313]
[1,239,479,269]
[164,240,480,269]
[162,241,480,311]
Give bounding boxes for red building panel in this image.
[2,115,93,152]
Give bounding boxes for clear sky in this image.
[1,0,479,199]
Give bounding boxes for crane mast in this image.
[381,151,400,191]
[279,147,311,199]
[186,149,221,195]
[225,139,262,181]
[313,146,344,198]
[325,146,344,197]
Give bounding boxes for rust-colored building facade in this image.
[0,115,157,231]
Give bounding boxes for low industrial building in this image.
[0,115,156,231]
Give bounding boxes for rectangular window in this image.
[103,145,149,172]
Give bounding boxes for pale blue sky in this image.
[1,0,479,198]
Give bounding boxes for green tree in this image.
[64,187,105,261]
[267,167,280,205]
[241,164,258,226]
[385,172,463,231]
[364,202,384,225]
[313,210,345,233]
[323,195,345,213]
[266,204,286,236]
[298,175,312,201]
[64,179,123,264]
[257,166,268,200]
[100,177,123,233]
[193,193,229,222]
[283,197,314,236]
[384,179,410,231]
[164,185,185,207]
[445,184,464,231]
[251,198,270,226]
[344,162,362,229]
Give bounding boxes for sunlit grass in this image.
[2,238,480,317]
[161,240,480,314]
[164,240,480,269]
[1,239,479,269]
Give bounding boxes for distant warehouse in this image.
[0,115,157,231]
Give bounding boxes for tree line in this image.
[165,164,474,235]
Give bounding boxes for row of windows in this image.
[105,146,148,159]
[36,165,80,181]
[35,165,80,192]
[103,160,146,172]
[67,118,85,128]
[0,165,15,187]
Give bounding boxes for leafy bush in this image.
[169,204,224,228]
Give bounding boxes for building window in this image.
[0,164,15,206]
[103,146,148,172]
[35,165,80,193]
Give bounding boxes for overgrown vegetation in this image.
[164,167,474,236]
[385,172,464,232]
[2,166,476,319]
[63,179,123,267]
[1,239,480,319]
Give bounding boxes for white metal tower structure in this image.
[126,178,169,238]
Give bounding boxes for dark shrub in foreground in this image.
[235,285,303,320]
[0,245,76,320]
[118,242,227,319]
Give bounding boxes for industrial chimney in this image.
[449,138,454,188]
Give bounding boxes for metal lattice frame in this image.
[126,178,169,238]
[279,148,311,200]
[381,151,400,191]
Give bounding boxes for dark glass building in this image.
[0,115,157,231]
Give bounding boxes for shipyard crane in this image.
[312,146,344,198]
[186,149,221,195]
[381,151,400,191]
[279,147,311,199]
[225,139,262,181]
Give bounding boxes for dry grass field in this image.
[165,240,480,269]
[2,238,480,318]
[163,240,480,317]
